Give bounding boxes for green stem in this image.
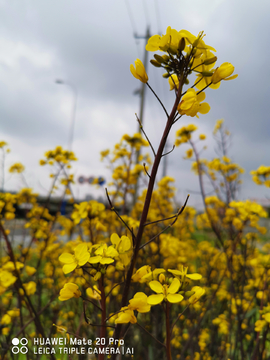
[165,302,172,360]
[98,275,106,360]
[111,78,184,347]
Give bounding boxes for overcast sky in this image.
[1,0,269,209]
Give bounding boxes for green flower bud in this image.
[204,56,217,65]
[154,54,167,64]
[192,32,203,49]
[185,290,195,298]
[150,59,162,68]
[168,46,178,56]
[164,65,172,70]
[201,70,214,77]
[184,78,189,85]
[178,37,186,52]
[162,55,170,62]
[162,73,170,78]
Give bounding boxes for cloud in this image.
[0,0,269,206]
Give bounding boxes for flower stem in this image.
[165,302,172,360]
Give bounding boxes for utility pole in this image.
[133,26,150,207]
[55,79,78,151]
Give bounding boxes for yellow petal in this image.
[110,233,120,247]
[168,278,180,294]
[62,263,77,274]
[147,294,164,305]
[167,294,184,303]
[100,257,115,265]
[186,273,202,280]
[149,280,163,294]
[199,103,210,115]
[59,253,75,264]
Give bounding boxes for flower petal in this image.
[59,253,75,264]
[186,273,202,280]
[149,280,163,294]
[167,293,184,303]
[62,263,77,274]
[168,278,180,294]
[147,294,164,305]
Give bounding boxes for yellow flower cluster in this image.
[40,145,77,167]
[9,162,25,173]
[251,165,270,187]
[175,124,198,146]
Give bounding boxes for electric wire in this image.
[154,0,163,35]
[124,0,141,57]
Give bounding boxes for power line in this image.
[124,0,141,57]
[154,0,163,34]
[142,0,150,26]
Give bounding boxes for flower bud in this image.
[201,71,214,77]
[178,37,186,52]
[94,272,101,281]
[185,290,195,298]
[168,46,177,55]
[162,55,170,62]
[204,56,217,65]
[211,62,237,84]
[162,73,170,78]
[159,273,166,283]
[154,54,166,64]
[150,59,162,68]
[130,59,148,83]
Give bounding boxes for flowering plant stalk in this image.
[110,27,237,359]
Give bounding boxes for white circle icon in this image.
[11,346,20,354]
[20,346,28,354]
[11,338,29,354]
[11,338,19,346]
[20,338,28,345]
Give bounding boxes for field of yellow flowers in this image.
[1,28,270,360]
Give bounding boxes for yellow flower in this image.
[115,307,137,324]
[147,278,184,305]
[53,324,70,342]
[132,265,151,282]
[168,74,179,91]
[86,285,101,300]
[59,283,81,301]
[1,314,11,325]
[128,292,151,313]
[188,286,205,304]
[110,233,132,266]
[175,124,198,146]
[89,243,119,265]
[25,266,36,276]
[185,149,193,159]
[110,233,131,253]
[140,268,166,282]
[0,270,17,288]
[130,59,148,83]
[23,281,37,296]
[9,163,25,173]
[211,62,238,84]
[59,243,90,274]
[2,327,9,335]
[178,89,210,118]
[255,319,266,332]
[168,266,202,281]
